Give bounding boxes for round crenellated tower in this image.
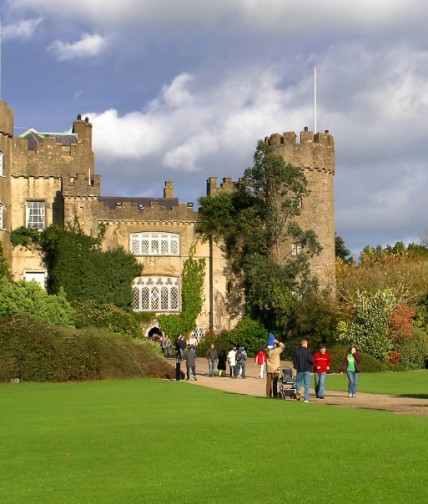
[265,127,336,294]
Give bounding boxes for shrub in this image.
[397,326,428,369]
[0,281,76,326]
[72,300,142,339]
[220,316,268,356]
[0,316,175,382]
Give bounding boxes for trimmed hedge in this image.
[0,316,175,382]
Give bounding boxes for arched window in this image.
[130,233,179,256]
[132,276,179,312]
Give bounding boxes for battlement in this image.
[265,127,335,175]
[0,101,14,137]
[206,177,243,196]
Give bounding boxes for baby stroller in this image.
[279,367,297,399]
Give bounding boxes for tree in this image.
[336,244,428,306]
[197,140,321,333]
[335,234,353,263]
[11,223,142,309]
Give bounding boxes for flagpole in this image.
[313,66,317,134]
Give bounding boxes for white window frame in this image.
[292,243,302,256]
[26,201,46,230]
[132,276,180,312]
[0,151,3,176]
[23,271,47,291]
[130,232,179,256]
[0,203,4,229]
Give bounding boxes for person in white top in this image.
[227,346,237,378]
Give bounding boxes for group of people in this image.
[175,333,362,399]
[265,338,362,401]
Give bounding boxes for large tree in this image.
[196,140,321,333]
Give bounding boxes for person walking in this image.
[313,346,331,399]
[235,346,247,379]
[176,334,187,360]
[340,346,362,397]
[266,339,285,398]
[293,339,313,403]
[206,343,218,377]
[227,346,237,378]
[184,345,197,381]
[217,350,227,377]
[254,350,267,379]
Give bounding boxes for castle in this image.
[0,99,335,337]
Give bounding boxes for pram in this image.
[279,367,297,399]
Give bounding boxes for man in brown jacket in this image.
[266,339,285,398]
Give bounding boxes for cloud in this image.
[9,0,428,38]
[2,18,43,40]
[86,67,307,172]
[47,32,107,60]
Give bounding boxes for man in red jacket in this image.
[313,346,331,399]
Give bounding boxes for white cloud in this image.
[9,0,428,38]
[48,32,107,60]
[2,18,43,40]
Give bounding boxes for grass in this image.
[326,369,428,397]
[0,378,426,504]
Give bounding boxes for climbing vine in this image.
[159,245,206,338]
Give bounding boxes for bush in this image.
[221,316,268,357]
[0,280,76,327]
[72,300,143,339]
[0,316,176,382]
[397,326,428,369]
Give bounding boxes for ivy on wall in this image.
[10,222,142,309]
[159,245,206,338]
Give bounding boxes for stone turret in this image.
[72,115,93,151]
[265,127,336,293]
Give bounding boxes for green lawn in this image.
[0,378,426,504]
[326,369,427,396]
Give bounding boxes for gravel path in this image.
[171,358,427,417]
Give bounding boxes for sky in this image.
[2,0,428,257]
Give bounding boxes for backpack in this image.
[236,349,245,362]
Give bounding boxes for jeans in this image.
[238,362,246,378]
[208,360,216,376]
[296,371,311,402]
[314,372,327,398]
[347,371,359,396]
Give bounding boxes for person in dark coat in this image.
[293,339,313,403]
[184,345,197,381]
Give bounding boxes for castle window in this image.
[23,271,46,291]
[26,201,46,230]
[132,276,179,312]
[291,243,302,256]
[0,151,3,176]
[0,203,4,229]
[130,233,179,256]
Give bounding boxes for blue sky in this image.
[2,1,428,256]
